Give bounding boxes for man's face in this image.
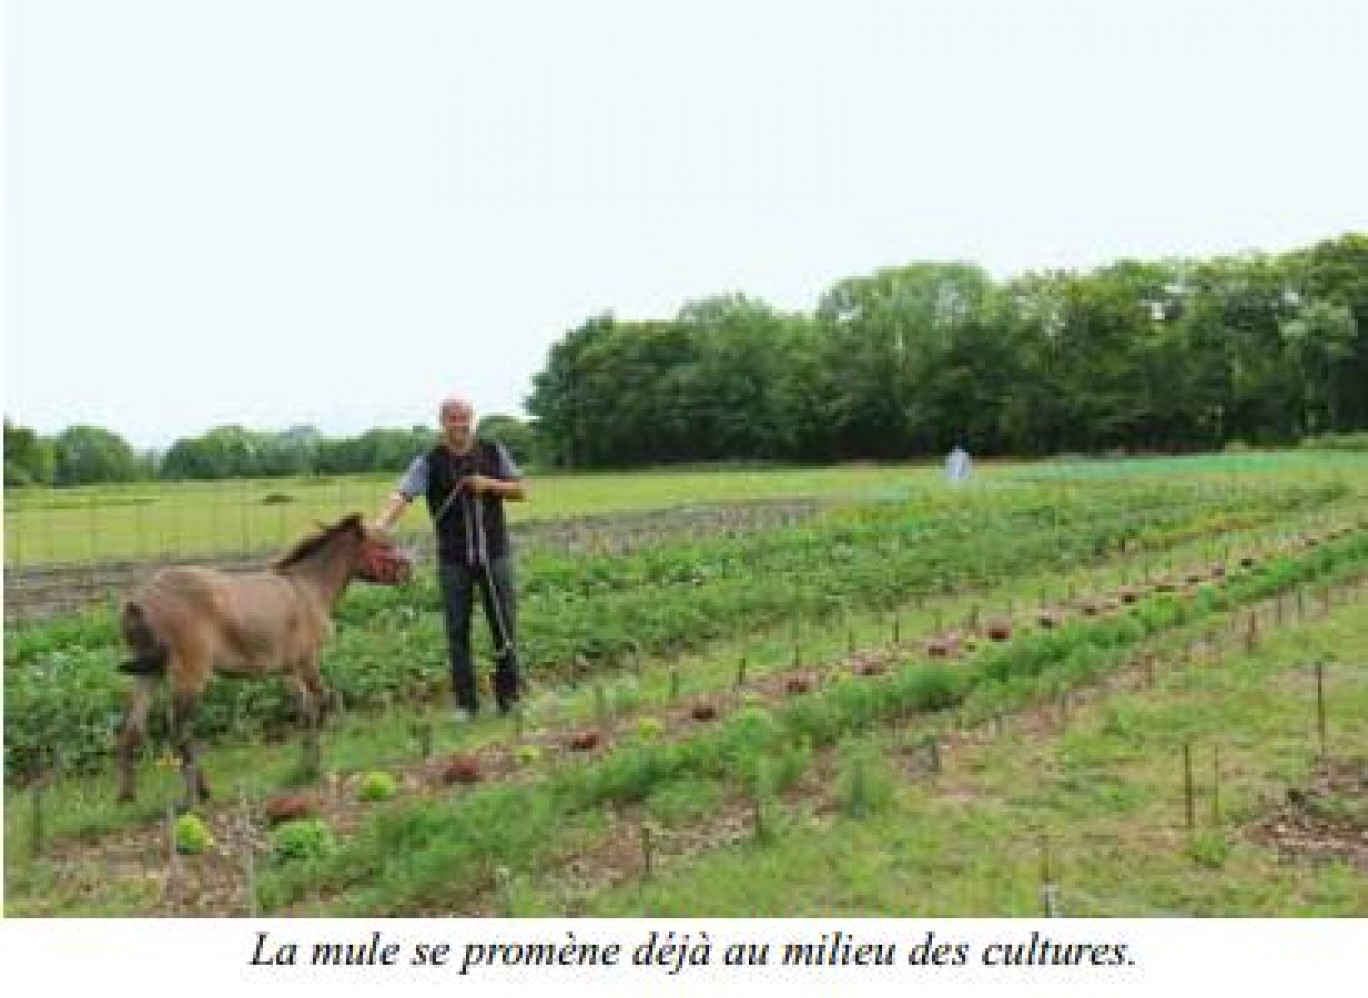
[441,402,475,451]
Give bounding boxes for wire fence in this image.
[3,477,401,570]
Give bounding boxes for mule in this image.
[114,513,408,806]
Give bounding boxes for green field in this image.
[5,452,1363,568]
[4,451,1367,916]
[3,464,933,567]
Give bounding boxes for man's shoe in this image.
[453,707,477,724]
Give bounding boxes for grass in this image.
[10,450,1365,568]
[5,452,1368,915]
[5,497,1361,851]
[548,592,1368,916]
[3,464,937,567]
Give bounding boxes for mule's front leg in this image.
[295,681,324,781]
[116,720,143,804]
[171,692,211,809]
[116,675,158,803]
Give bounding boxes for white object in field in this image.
[945,446,972,483]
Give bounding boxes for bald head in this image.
[440,396,474,419]
[439,396,476,453]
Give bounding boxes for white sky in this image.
[4,0,1366,448]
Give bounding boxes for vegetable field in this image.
[4,453,1367,916]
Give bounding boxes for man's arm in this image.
[373,454,428,529]
[372,492,412,531]
[468,442,528,502]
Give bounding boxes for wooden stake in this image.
[28,778,46,859]
[594,684,609,734]
[163,804,181,911]
[640,824,654,881]
[1039,838,1061,917]
[413,719,433,759]
[239,789,258,917]
[495,866,515,917]
[303,712,321,781]
[1211,744,1222,827]
[1315,662,1327,759]
[1183,742,1195,833]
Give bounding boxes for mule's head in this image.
[275,514,413,585]
[352,520,414,586]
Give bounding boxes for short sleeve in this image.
[397,454,429,499]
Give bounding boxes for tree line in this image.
[1,416,539,488]
[6,233,1365,486]
[526,233,1367,466]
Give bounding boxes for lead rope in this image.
[440,447,515,660]
[469,450,515,660]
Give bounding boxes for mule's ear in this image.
[341,512,364,533]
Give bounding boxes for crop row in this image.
[1,479,1347,782]
[256,522,1368,913]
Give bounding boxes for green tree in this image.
[3,420,55,486]
[1279,298,1357,436]
[52,425,142,485]
[257,426,322,477]
[526,313,616,468]
[161,425,262,479]
[1289,233,1368,432]
[674,294,796,460]
[477,414,543,468]
[815,263,995,457]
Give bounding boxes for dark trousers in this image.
[437,555,520,713]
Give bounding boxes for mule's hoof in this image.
[116,791,136,805]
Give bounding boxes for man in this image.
[373,396,527,720]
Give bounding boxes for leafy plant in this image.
[174,812,214,855]
[271,818,338,865]
[835,742,897,819]
[358,771,399,802]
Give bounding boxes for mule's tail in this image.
[118,602,169,675]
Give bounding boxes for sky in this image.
[4,0,1367,449]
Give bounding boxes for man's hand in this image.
[461,474,499,495]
